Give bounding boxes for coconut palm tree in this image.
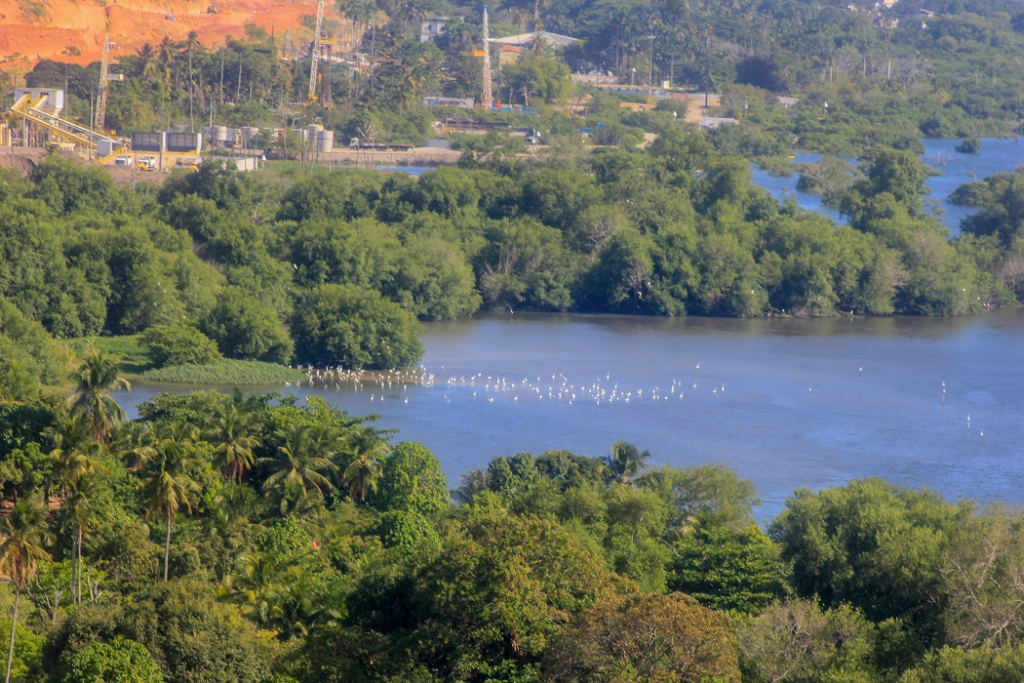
[47,413,107,605]
[63,477,101,605]
[605,440,651,485]
[205,408,260,482]
[47,413,105,496]
[259,425,336,515]
[116,421,159,471]
[0,498,53,683]
[454,468,492,504]
[67,349,130,443]
[137,43,161,81]
[138,425,201,582]
[341,441,387,502]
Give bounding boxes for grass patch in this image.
[143,359,305,385]
[68,335,151,375]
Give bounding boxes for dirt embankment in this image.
[0,0,342,70]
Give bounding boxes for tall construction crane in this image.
[307,0,325,104]
[93,33,124,131]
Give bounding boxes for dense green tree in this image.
[291,284,423,369]
[899,645,1024,683]
[375,442,450,516]
[738,600,878,683]
[501,51,574,106]
[61,638,164,683]
[668,525,788,613]
[0,297,67,398]
[201,288,293,364]
[341,443,386,503]
[46,581,272,683]
[478,218,576,311]
[141,324,222,368]
[770,478,963,654]
[544,592,740,683]
[28,154,123,216]
[637,464,759,532]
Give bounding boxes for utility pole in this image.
[481,5,493,110]
[648,34,655,98]
[189,48,194,132]
[324,43,332,108]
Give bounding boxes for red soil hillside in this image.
[0,0,343,70]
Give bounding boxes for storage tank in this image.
[307,124,323,140]
[213,126,228,145]
[316,130,334,153]
[224,128,239,146]
[241,126,259,145]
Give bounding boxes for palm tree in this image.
[0,498,53,683]
[67,349,130,443]
[138,425,201,582]
[47,413,105,494]
[63,477,101,605]
[137,43,160,81]
[47,413,107,605]
[605,440,651,485]
[341,441,387,502]
[454,468,492,504]
[205,408,260,482]
[115,421,158,471]
[259,425,335,514]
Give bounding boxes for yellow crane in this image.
[307,0,325,104]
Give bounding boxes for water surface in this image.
[116,311,1024,520]
[750,138,1024,235]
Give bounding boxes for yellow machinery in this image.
[4,89,125,158]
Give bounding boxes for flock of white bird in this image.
[281,362,981,435]
[284,362,737,407]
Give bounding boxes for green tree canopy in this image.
[291,284,423,369]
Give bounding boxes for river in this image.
[114,310,1024,520]
[751,137,1024,235]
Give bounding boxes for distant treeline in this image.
[0,137,1021,390]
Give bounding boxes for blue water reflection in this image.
[750,138,1024,236]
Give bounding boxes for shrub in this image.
[141,324,222,368]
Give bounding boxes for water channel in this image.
[751,137,1024,235]
[115,309,1024,520]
